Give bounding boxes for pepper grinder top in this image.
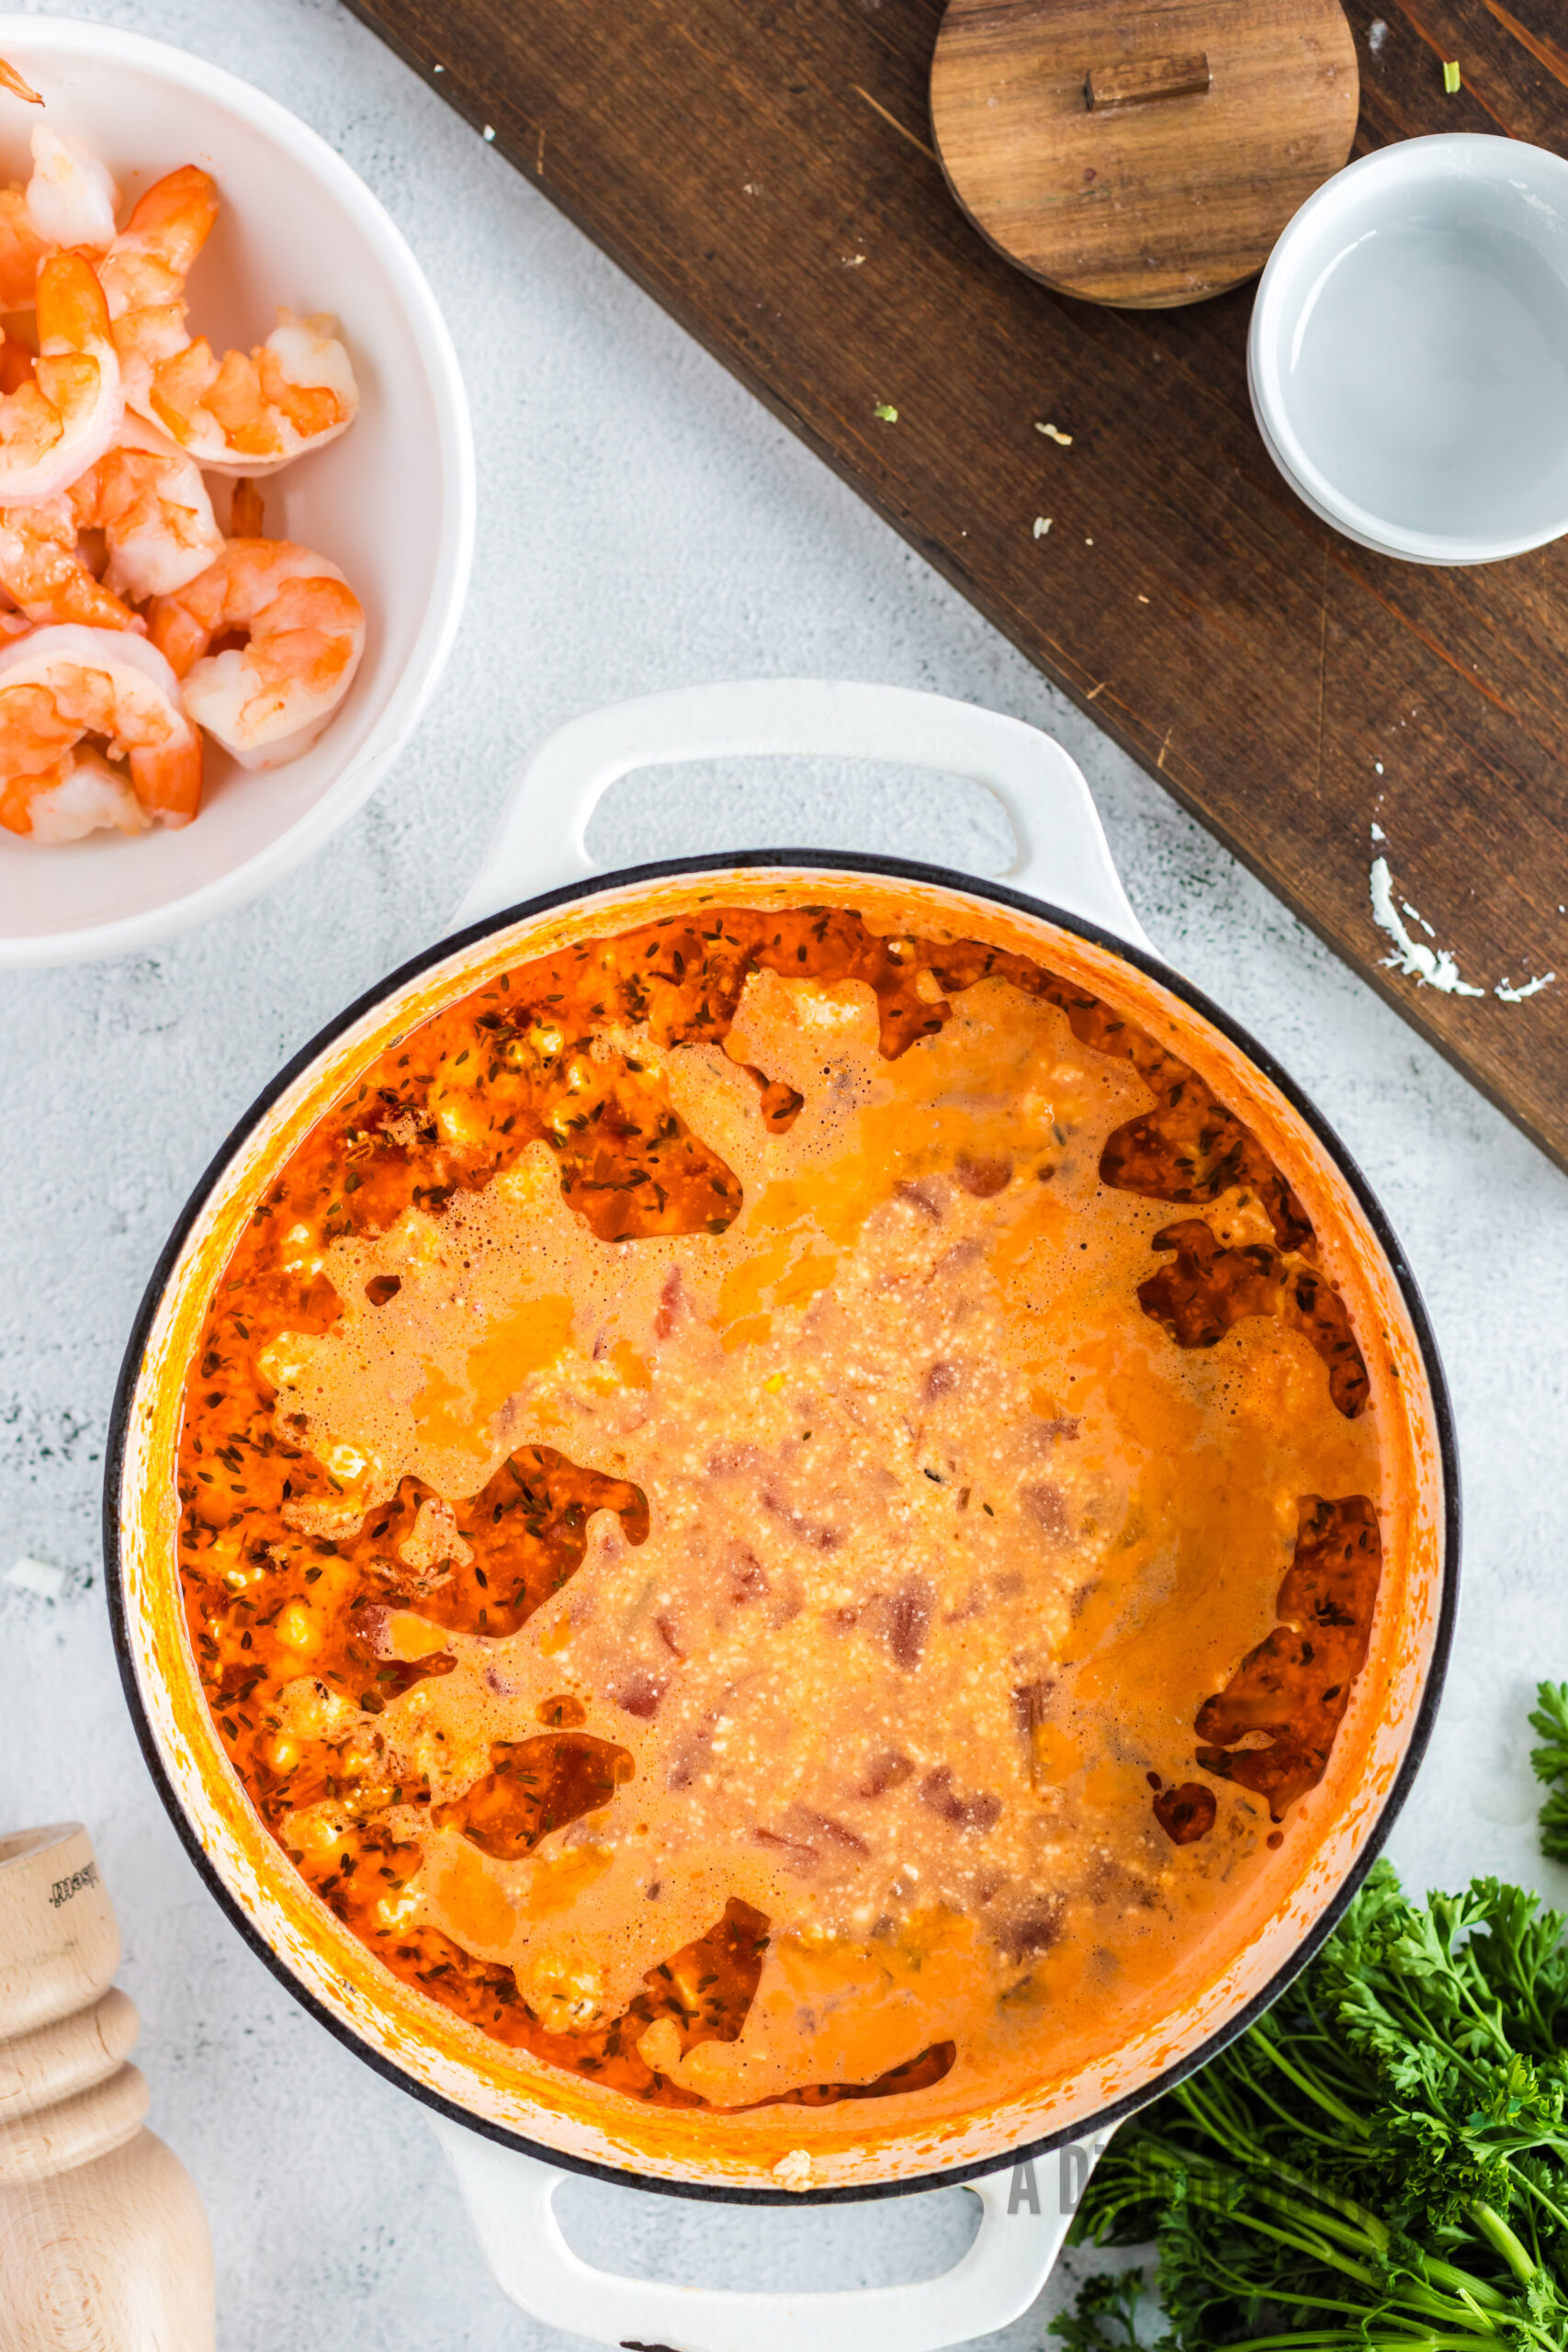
[0,1821,215,2352]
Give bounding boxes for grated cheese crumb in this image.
[1370,856,1554,1002]
[773,2148,814,2189]
[1495,973,1555,1002]
[1036,422,1073,446]
[1371,859,1483,994]
[1032,516,1052,538]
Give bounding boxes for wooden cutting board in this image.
[344,0,1568,1176]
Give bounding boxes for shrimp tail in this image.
[230,477,265,538]
[147,594,208,678]
[129,728,200,824]
[0,334,33,395]
[37,247,112,347]
[117,164,218,277]
[0,57,43,107]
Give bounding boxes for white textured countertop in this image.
[3,1,1566,2342]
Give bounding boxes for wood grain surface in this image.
[931,0,1359,305]
[343,0,1568,1173]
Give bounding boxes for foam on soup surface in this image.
[176,900,1384,2121]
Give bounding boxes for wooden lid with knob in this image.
[931,0,1359,308]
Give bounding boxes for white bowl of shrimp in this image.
[0,17,474,966]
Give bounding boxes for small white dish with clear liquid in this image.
[1249,133,1568,565]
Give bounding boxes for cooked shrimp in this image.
[100,165,356,470]
[0,124,118,311]
[3,746,152,842]
[0,414,223,627]
[148,539,365,768]
[142,306,356,474]
[86,415,222,599]
[96,164,216,393]
[0,495,137,631]
[0,252,122,504]
[25,126,118,252]
[0,624,200,834]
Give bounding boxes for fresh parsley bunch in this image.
[1055,1685,1568,2352]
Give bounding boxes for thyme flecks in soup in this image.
[176,899,1387,2121]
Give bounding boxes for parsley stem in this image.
[1180,2195,1485,2329]
[1512,2165,1568,2240]
[1101,2133,1512,2326]
[1222,2324,1504,2342]
[1252,2031,1365,2132]
[1465,2201,1536,2290]
[1422,2258,1509,2310]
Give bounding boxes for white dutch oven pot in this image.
[108,682,1456,2351]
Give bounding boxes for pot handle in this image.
[452,679,1151,950]
[432,2114,1103,2352]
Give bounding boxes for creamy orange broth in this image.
[175,899,1389,2125]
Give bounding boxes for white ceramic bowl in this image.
[1249,134,1568,566]
[0,17,474,967]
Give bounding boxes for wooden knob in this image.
[1085,52,1212,109]
[0,1825,215,2352]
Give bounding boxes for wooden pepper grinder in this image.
[0,1824,215,2352]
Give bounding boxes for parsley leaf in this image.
[1049,2268,1150,2350]
[1530,1679,1568,1862]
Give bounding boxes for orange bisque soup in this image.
[175,886,1406,2135]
